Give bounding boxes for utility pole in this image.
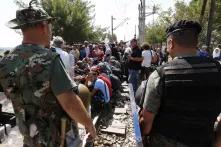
[110,16,128,42]
[152,4,156,25]
[138,0,145,44]
[142,0,145,43]
[138,4,141,42]
[206,0,216,50]
[111,16,114,42]
[199,0,208,25]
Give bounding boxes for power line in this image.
[139,0,158,43]
[113,17,129,30]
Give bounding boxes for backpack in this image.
[97,75,112,97]
[109,74,121,91]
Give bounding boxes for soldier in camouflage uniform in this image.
[141,20,221,147]
[0,1,96,146]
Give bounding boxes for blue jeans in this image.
[128,69,140,93]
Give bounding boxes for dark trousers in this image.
[140,67,151,81]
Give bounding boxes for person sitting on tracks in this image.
[91,45,104,62]
[85,66,111,114]
[141,20,221,147]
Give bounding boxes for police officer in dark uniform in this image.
[141,20,221,147]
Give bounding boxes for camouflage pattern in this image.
[148,133,189,147]
[0,44,74,147]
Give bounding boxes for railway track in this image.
[91,82,141,147]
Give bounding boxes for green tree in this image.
[42,0,95,43]
[213,0,221,44]
[14,0,106,43]
[153,0,210,45]
[88,26,108,42]
[173,0,201,21]
[144,0,221,49]
[169,0,221,46]
[145,23,167,45]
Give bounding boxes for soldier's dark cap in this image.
[7,0,55,29]
[166,20,202,38]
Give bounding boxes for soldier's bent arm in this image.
[142,109,155,135]
[51,56,96,138]
[57,91,95,137]
[142,70,162,134]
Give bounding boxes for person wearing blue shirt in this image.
[198,45,210,57]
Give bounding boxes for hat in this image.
[52,36,64,46]
[7,0,54,29]
[166,20,202,37]
[84,40,89,44]
[202,45,207,50]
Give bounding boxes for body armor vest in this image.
[153,56,221,147]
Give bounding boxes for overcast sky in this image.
[0,0,190,47]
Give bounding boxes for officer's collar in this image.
[173,53,198,60]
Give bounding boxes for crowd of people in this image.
[0,1,221,147]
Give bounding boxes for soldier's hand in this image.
[86,124,96,140]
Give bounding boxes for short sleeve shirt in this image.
[51,56,77,96]
[94,79,110,103]
[128,46,142,70]
[143,70,162,114]
[55,47,71,71]
[142,50,152,67]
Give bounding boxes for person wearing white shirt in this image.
[84,40,90,57]
[141,43,152,80]
[52,36,71,73]
[68,49,75,79]
[213,47,221,60]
